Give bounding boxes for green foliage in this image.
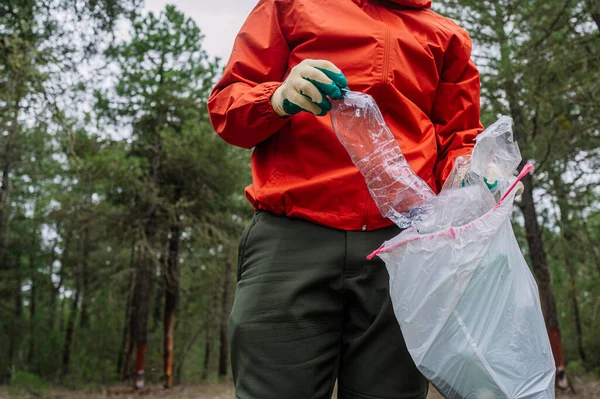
[0,1,251,387]
[7,372,51,398]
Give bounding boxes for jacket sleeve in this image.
[207,0,290,149]
[431,29,484,191]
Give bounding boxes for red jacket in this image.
[208,0,483,231]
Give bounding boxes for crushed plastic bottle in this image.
[330,91,435,228]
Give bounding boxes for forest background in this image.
[0,0,599,396]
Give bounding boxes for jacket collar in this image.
[387,0,431,7]
[352,0,432,8]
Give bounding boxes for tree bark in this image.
[0,126,14,263]
[118,240,137,380]
[59,292,66,333]
[27,211,38,368]
[582,220,600,277]
[218,261,232,378]
[79,227,90,329]
[520,172,563,369]
[152,275,163,333]
[202,291,218,381]
[62,236,84,377]
[163,222,180,388]
[28,259,37,369]
[562,233,586,363]
[0,154,11,261]
[566,255,586,362]
[554,174,587,363]
[0,90,23,264]
[131,220,156,389]
[8,251,23,378]
[131,51,165,389]
[50,232,71,330]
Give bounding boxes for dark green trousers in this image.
[230,211,428,399]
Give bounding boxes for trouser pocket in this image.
[236,212,261,282]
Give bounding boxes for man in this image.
[208,1,483,398]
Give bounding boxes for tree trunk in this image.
[28,262,37,368]
[8,251,23,377]
[118,240,137,380]
[520,172,563,368]
[0,91,22,264]
[131,261,152,389]
[79,228,90,329]
[62,237,84,378]
[566,256,586,362]
[50,232,71,330]
[554,175,587,363]
[202,327,212,381]
[0,134,13,263]
[202,291,218,381]
[582,220,600,277]
[131,221,156,389]
[122,330,135,383]
[152,276,163,333]
[561,235,586,363]
[118,283,134,380]
[163,222,180,388]
[218,261,232,378]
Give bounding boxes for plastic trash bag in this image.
[330,91,435,227]
[369,166,555,398]
[331,92,555,397]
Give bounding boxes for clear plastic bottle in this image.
[330,91,435,227]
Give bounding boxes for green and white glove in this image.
[271,59,348,117]
[483,167,524,197]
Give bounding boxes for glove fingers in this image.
[285,91,325,116]
[297,80,332,114]
[309,60,349,89]
[316,67,348,95]
[297,79,324,104]
[307,59,342,74]
[301,67,344,100]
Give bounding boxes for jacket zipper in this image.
[363,5,390,231]
[373,5,391,85]
[362,199,372,231]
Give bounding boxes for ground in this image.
[1,378,599,398]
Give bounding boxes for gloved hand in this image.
[483,176,524,197]
[271,59,348,117]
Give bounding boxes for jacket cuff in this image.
[258,81,288,125]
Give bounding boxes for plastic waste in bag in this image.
[330,91,435,227]
[414,181,495,234]
[470,116,522,200]
[369,165,556,399]
[416,116,523,233]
